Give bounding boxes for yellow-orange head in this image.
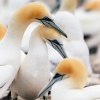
[32,24,67,58]
[34,24,61,40]
[11,2,67,39]
[84,0,100,11]
[55,58,88,88]
[38,58,88,98]
[0,23,7,40]
[12,2,51,23]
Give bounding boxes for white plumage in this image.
[11,24,66,100]
[48,11,92,74]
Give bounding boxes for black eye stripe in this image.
[47,39,63,46]
[46,38,67,58]
[54,73,64,79]
[46,39,62,45]
[52,39,62,45]
[42,16,53,21]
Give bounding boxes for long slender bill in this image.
[38,73,65,98]
[36,16,67,38]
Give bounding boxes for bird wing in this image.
[0,65,14,88]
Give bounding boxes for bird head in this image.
[12,2,67,38]
[84,0,100,11]
[38,58,88,97]
[33,24,67,58]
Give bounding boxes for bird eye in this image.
[85,8,91,12]
[52,39,63,46]
[53,73,63,79]
[46,38,63,46]
[43,16,53,21]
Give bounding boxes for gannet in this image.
[0,2,67,98]
[38,58,100,100]
[76,0,100,48]
[11,24,67,100]
[47,0,92,75]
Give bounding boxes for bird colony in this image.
[0,0,100,100]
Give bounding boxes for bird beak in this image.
[46,39,67,58]
[36,17,67,38]
[38,73,65,98]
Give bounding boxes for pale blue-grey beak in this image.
[36,16,67,38]
[46,39,67,58]
[38,73,65,98]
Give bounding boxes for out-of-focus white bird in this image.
[59,0,77,13]
[11,24,67,100]
[47,0,92,75]
[0,23,7,40]
[76,0,100,35]
[51,0,87,13]
[0,2,67,98]
[76,0,100,48]
[51,0,77,13]
[38,58,100,100]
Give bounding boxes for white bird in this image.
[10,24,67,100]
[38,58,100,100]
[0,23,7,40]
[59,0,77,13]
[51,0,77,13]
[47,0,92,75]
[76,0,100,36]
[0,2,67,98]
[51,0,87,13]
[76,0,100,48]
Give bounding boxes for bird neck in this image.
[60,0,77,13]
[1,19,30,49]
[28,32,48,61]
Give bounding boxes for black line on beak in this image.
[46,39,67,58]
[36,16,67,38]
[38,73,65,98]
